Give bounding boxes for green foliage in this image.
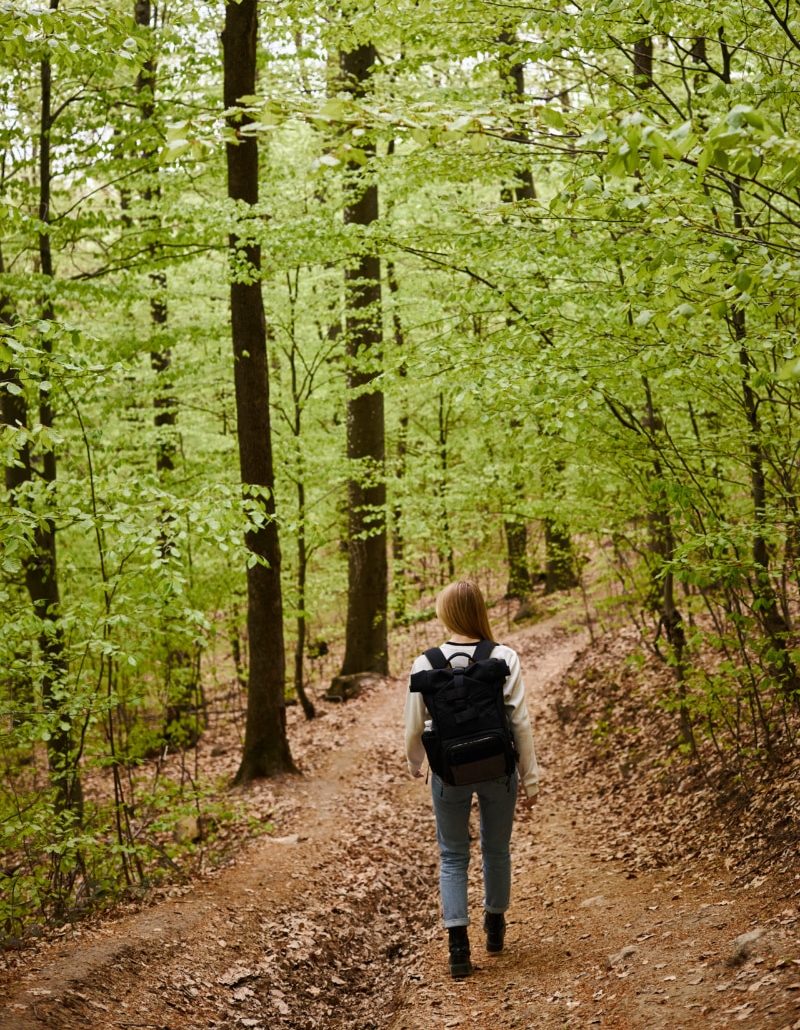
[3,0,800,935]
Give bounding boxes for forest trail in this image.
[1,609,798,1030]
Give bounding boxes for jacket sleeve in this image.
[500,647,540,797]
[404,655,429,776]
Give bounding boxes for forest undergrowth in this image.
[555,621,800,884]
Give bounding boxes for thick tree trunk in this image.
[337,42,388,679]
[543,517,577,593]
[633,37,654,90]
[503,516,530,599]
[223,0,294,780]
[499,32,537,205]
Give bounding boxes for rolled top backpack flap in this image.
[408,644,514,785]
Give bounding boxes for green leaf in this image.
[540,106,565,130]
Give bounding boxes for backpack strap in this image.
[472,639,497,662]
[423,647,449,670]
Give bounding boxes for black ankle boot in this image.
[484,911,506,953]
[447,925,472,978]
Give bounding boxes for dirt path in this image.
[1,612,798,1029]
[389,623,800,1029]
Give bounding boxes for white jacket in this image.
[404,641,540,797]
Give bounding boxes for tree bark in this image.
[284,288,316,721]
[386,255,409,624]
[134,0,199,744]
[134,1,176,474]
[499,34,569,598]
[626,45,695,749]
[729,224,799,699]
[642,377,696,754]
[25,0,83,817]
[503,515,530,599]
[436,391,455,584]
[337,42,388,678]
[223,0,294,780]
[543,516,577,593]
[633,37,654,90]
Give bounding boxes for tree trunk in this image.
[223,0,294,780]
[386,256,409,625]
[1,315,81,818]
[503,515,530,599]
[543,517,577,593]
[499,35,569,599]
[29,1,84,818]
[642,377,696,754]
[436,391,455,583]
[336,42,388,679]
[633,37,654,90]
[731,270,799,699]
[499,31,537,205]
[293,476,316,720]
[134,0,176,475]
[134,0,199,745]
[626,48,695,749]
[286,313,315,721]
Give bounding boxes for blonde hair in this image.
[435,580,495,641]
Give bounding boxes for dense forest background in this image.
[2,0,800,939]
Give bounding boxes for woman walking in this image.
[404,580,539,978]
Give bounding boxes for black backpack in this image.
[409,639,517,786]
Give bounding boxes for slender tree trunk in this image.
[642,378,696,754]
[626,38,695,749]
[29,1,83,817]
[499,42,533,601]
[499,34,572,596]
[386,256,409,624]
[134,0,198,744]
[293,476,315,720]
[134,1,176,473]
[730,263,799,699]
[337,42,388,679]
[0,279,32,724]
[436,391,455,583]
[223,0,294,780]
[286,318,315,720]
[1,362,80,817]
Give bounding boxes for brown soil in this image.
[1,610,799,1030]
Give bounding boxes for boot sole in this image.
[450,960,472,978]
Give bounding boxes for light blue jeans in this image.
[431,771,518,927]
